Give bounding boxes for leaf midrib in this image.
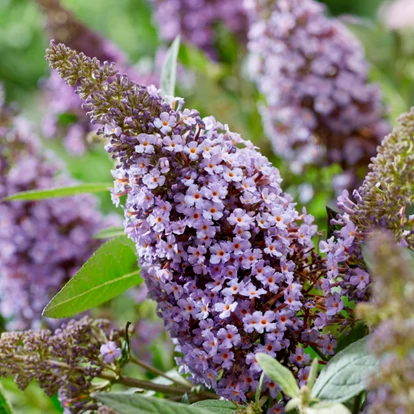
[45,269,140,313]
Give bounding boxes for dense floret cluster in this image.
[46,43,353,402]
[358,232,414,414]
[36,0,156,154]
[320,108,414,302]
[0,86,118,329]
[151,0,248,57]
[0,317,123,413]
[246,0,389,191]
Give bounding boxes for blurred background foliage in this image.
[0,0,413,412]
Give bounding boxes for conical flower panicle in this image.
[353,109,414,248]
[0,85,118,329]
[36,0,158,155]
[150,0,248,57]
[320,109,414,302]
[357,232,414,413]
[246,0,389,192]
[47,42,350,402]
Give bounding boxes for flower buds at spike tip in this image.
[246,0,389,193]
[320,108,414,303]
[36,0,158,155]
[46,42,351,402]
[0,84,119,329]
[0,317,123,414]
[357,231,414,414]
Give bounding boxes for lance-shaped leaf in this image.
[0,384,13,414]
[307,402,351,414]
[256,353,300,399]
[312,336,378,403]
[93,226,125,239]
[192,400,240,413]
[3,182,111,201]
[94,393,211,414]
[160,35,181,97]
[43,236,141,318]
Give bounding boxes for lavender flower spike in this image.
[320,108,414,303]
[36,0,157,155]
[357,231,414,414]
[246,0,389,192]
[46,42,351,403]
[150,0,248,57]
[0,84,119,329]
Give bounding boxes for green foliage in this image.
[0,379,60,414]
[0,384,13,414]
[321,0,383,17]
[43,236,141,318]
[335,322,369,353]
[307,401,351,414]
[94,393,211,414]
[3,183,111,201]
[192,400,240,413]
[312,336,378,403]
[255,353,300,399]
[179,44,224,81]
[93,226,125,239]
[307,358,319,391]
[57,112,78,126]
[160,35,181,97]
[326,206,341,239]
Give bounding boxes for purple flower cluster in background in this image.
[46,43,354,402]
[246,0,389,192]
[36,0,157,155]
[320,108,414,303]
[0,85,118,329]
[150,0,248,57]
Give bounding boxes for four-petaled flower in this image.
[100,341,122,364]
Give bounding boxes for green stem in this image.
[130,355,190,387]
[5,353,219,401]
[310,345,327,362]
[116,375,219,400]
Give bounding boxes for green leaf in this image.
[43,237,141,318]
[192,400,239,413]
[160,35,181,97]
[0,384,13,414]
[255,353,300,399]
[335,322,368,353]
[3,183,111,201]
[326,206,341,239]
[312,336,378,403]
[307,402,351,414]
[255,371,265,406]
[57,111,78,126]
[94,393,210,414]
[178,44,224,80]
[285,397,300,412]
[307,358,319,391]
[93,226,125,239]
